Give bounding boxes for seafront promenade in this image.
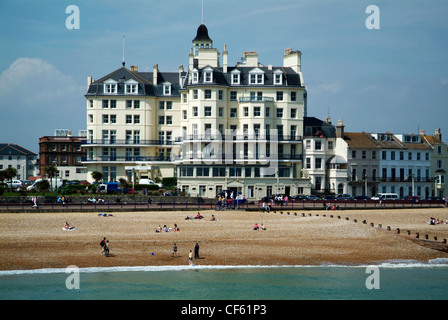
[0,197,444,213]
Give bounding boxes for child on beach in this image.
[188,250,193,265]
[172,243,178,256]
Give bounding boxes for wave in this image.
[2,259,448,276]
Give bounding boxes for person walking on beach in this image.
[172,243,178,257]
[100,237,106,255]
[188,250,193,265]
[104,240,110,257]
[194,242,200,259]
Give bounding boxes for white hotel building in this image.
[82,23,311,198]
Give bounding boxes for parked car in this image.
[321,195,336,201]
[5,180,23,190]
[291,195,307,200]
[371,193,399,200]
[336,194,352,200]
[306,195,320,200]
[138,179,163,188]
[403,196,421,202]
[353,196,371,200]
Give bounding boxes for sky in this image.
[0,0,447,154]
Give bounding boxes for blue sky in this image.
[0,0,447,153]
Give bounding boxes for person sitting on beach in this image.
[163,225,169,232]
[63,221,75,230]
[253,223,259,230]
[195,212,203,219]
[155,225,162,233]
[210,215,216,221]
[173,224,180,232]
[261,224,266,230]
[185,216,192,220]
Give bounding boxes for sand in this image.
[1,208,448,271]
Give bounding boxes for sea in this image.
[1,259,448,302]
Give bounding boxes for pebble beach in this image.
[1,208,448,271]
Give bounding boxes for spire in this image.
[122,35,125,67]
[201,0,204,24]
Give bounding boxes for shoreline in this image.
[1,208,448,272]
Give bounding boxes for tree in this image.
[119,177,128,193]
[4,167,17,193]
[35,180,50,196]
[91,171,103,184]
[45,164,58,192]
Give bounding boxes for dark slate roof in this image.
[86,67,182,97]
[0,143,37,156]
[193,24,212,42]
[187,66,303,88]
[86,64,304,97]
[304,117,336,138]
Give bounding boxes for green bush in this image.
[161,177,177,187]
[134,184,160,191]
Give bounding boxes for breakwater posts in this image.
[274,210,448,249]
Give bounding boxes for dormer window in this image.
[249,68,264,85]
[274,69,283,85]
[124,79,138,94]
[104,79,118,94]
[163,82,172,96]
[203,67,213,83]
[231,69,241,85]
[192,69,199,84]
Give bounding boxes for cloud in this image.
[0,57,83,112]
[0,58,85,152]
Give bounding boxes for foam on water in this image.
[2,258,448,276]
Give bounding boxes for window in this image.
[193,90,198,100]
[290,108,297,118]
[125,82,138,94]
[250,73,264,84]
[102,100,109,108]
[244,107,249,117]
[265,107,270,118]
[88,114,93,123]
[204,68,213,83]
[159,101,164,110]
[205,89,212,99]
[166,101,172,110]
[274,71,282,85]
[230,91,237,101]
[276,91,283,101]
[328,141,333,150]
[110,100,117,108]
[315,140,322,150]
[134,115,140,124]
[183,110,187,120]
[254,106,261,117]
[204,106,212,117]
[104,81,117,94]
[218,107,224,117]
[192,70,199,83]
[230,108,237,118]
[133,100,139,109]
[193,106,198,117]
[110,115,116,124]
[276,108,283,118]
[163,83,171,95]
[306,157,311,169]
[291,91,297,101]
[219,90,223,100]
[159,116,165,125]
[126,115,132,124]
[166,116,172,125]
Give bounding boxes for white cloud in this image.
[0,57,83,111]
[0,58,85,152]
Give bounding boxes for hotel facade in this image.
[82,24,311,198]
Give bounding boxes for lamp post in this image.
[411,173,415,197]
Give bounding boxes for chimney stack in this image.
[336,119,345,139]
[153,64,158,84]
[435,128,442,142]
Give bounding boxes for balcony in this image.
[176,134,303,143]
[238,97,275,103]
[81,155,173,163]
[81,139,174,147]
